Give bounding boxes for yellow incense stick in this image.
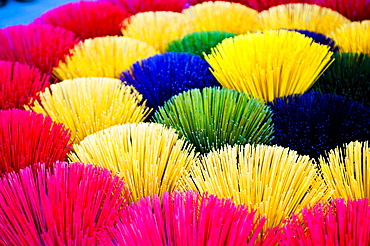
[181,144,331,230]
[205,30,333,102]
[69,123,198,202]
[53,36,159,79]
[122,11,195,53]
[320,141,370,199]
[329,21,370,54]
[258,3,350,36]
[27,77,151,144]
[182,1,259,34]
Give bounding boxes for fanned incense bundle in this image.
[0,110,72,173]
[288,29,339,52]
[187,0,257,9]
[187,0,313,11]
[34,1,131,40]
[0,24,80,75]
[181,144,330,230]
[120,52,219,109]
[27,77,151,144]
[270,92,370,158]
[0,162,130,246]
[319,141,370,199]
[101,0,189,14]
[205,30,333,102]
[258,4,350,36]
[0,61,50,110]
[154,87,274,153]
[312,52,370,107]
[69,123,197,202]
[280,198,370,245]
[121,11,194,53]
[312,0,370,21]
[329,21,370,54]
[53,36,158,80]
[166,31,237,59]
[98,191,280,246]
[182,1,259,34]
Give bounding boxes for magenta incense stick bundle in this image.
[98,191,280,245]
[0,162,131,246]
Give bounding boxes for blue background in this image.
[0,0,80,28]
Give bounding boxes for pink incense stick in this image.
[0,24,80,75]
[280,198,370,246]
[0,162,130,246]
[98,191,280,246]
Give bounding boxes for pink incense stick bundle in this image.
[0,162,130,246]
[280,198,370,246]
[98,191,279,246]
[0,109,72,173]
[0,24,80,75]
[101,0,189,14]
[0,61,50,110]
[34,1,131,40]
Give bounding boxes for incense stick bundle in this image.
[53,36,159,80]
[181,144,330,230]
[319,141,370,199]
[312,52,370,107]
[98,191,280,246]
[0,61,50,110]
[101,0,189,14]
[34,1,130,40]
[258,4,350,36]
[270,92,370,158]
[0,24,80,75]
[122,11,195,53]
[280,198,370,245]
[166,31,237,59]
[312,0,370,21]
[70,123,197,202]
[205,30,333,102]
[182,1,259,34]
[329,20,370,54]
[0,109,72,173]
[27,77,151,144]
[120,52,219,110]
[154,87,274,153]
[0,162,130,246]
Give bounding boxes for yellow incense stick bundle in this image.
[122,11,195,53]
[320,141,370,199]
[182,1,259,34]
[69,123,198,202]
[27,77,151,144]
[53,36,159,79]
[205,30,333,102]
[258,3,350,36]
[329,21,370,54]
[181,144,331,230]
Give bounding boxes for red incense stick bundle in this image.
[0,109,72,173]
[35,1,131,40]
[0,61,50,110]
